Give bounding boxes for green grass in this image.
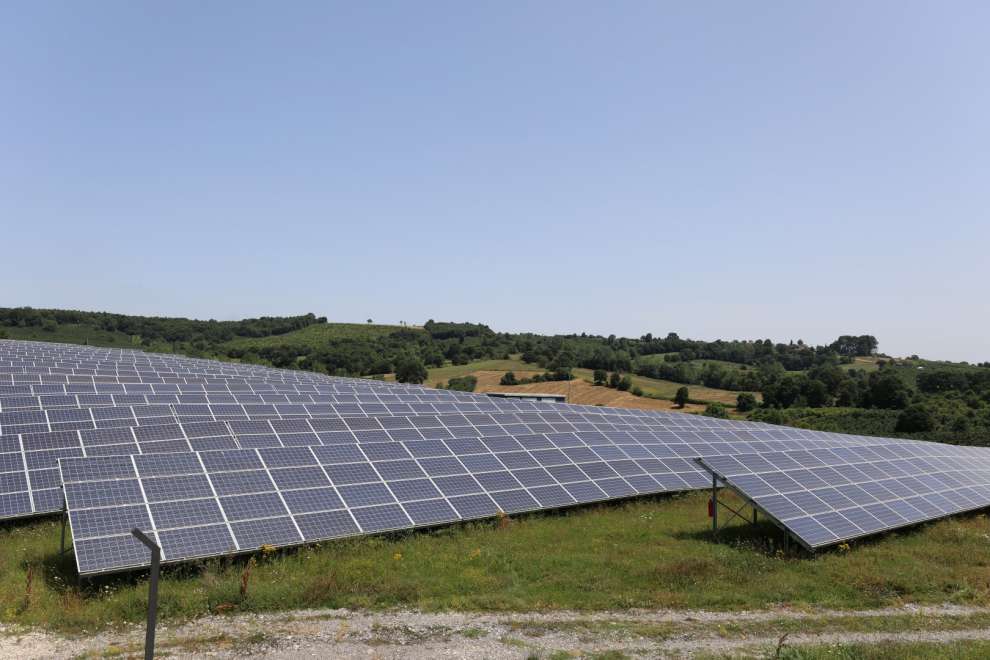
[6,491,990,634]
[571,368,752,405]
[417,358,542,384]
[222,322,421,350]
[720,640,990,660]
[509,610,990,645]
[0,324,142,349]
[634,354,752,373]
[842,357,882,373]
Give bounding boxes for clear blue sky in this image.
[4,2,988,362]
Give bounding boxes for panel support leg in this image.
[711,473,718,534]
[60,502,68,555]
[131,529,161,660]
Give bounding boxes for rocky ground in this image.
[4,604,990,658]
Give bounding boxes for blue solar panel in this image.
[9,338,990,574]
[697,441,990,550]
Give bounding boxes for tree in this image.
[703,403,728,419]
[674,386,690,408]
[762,374,805,408]
[736,392,757,412]
[835,379,862,407]
[803,379,830,408]
[617,375,632,391]
[395,356,428,384]
[608,372,622,389]
[367,319,373,324]
[895,404,935,432]
[593,369,607,385]
[829,335,879,357]
[866,370,910,409]
[500,371,518,386]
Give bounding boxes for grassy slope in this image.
[221,322,419,350]
[472,372,710,413]
[417,359,540,385]
[5,491,990,633]
[634,354,751,372]
[572,368,755,406]
[395,357,749,408]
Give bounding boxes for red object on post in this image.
[707,497,714,518]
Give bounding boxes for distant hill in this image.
[222,322,421,351]
[3,305,990,447]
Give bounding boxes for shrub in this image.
[703,403,728,419]
[500,372,518,386]
[544,368,572,381]
[446,375,478,392]
[736,392,758,412]
[593,369,607,386]
[608,372,622,389]
[617,375,632,392]
[674,386,690,408]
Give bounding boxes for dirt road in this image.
[4,604,990,658]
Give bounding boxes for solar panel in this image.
[696,441,990,549]
[0,404,771,522]
[11,339,990,572]
[58,420,939,574]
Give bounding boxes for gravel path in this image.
[3,604,990,658]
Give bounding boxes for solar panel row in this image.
[697,441,990,549]
[7,339,990,574]
[59,429,924,574]
[0,406,767,521]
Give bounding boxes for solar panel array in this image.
[58,421,916,573]
[4,339,990,574]
[697,440,990,549]
[1,402,766,521]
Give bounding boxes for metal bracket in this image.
[131,528,161,660]
[710,474,759,534]
[59,500,72,555]
[709,474,799,554]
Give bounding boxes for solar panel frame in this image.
[696,441,990,551]
[17,338,990,572]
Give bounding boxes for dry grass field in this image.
[470,371,708,412]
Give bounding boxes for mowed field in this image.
[389,358,744,411]
[399,357,750,410]
[571,368,754,406]
[472,371,708,413]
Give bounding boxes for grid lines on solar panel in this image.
[697,441,990,550]
[1,400,782,521]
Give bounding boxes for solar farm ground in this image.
[4,490,990,652]
[2,340,988,657]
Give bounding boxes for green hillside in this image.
[222,322,419,350]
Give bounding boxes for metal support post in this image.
[60,503,67,554]
[131,528,161,660]
[711,473,718,533]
